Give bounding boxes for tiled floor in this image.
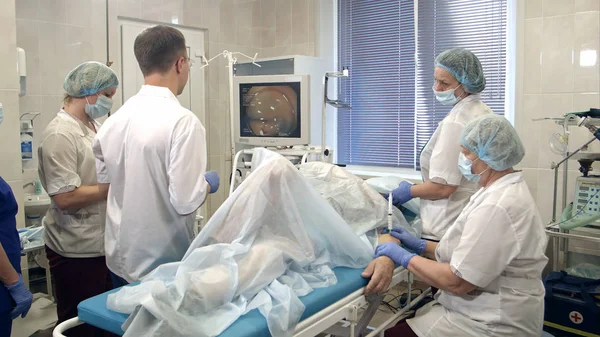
[11,294,56,337]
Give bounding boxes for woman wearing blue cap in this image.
[379,114,548,336]
[389,48,492,241]
[38,61,119,336]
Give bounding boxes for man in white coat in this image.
[93,25,220,286]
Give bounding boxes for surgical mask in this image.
[85,94,113,119]
[433,85,461,106]
[458,152,488,183]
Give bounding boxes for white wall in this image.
[516,0,600,269]
[0,0,25,230]
[516,0,600,222]
[15,0,316,215]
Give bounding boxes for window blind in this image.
[337,0,507,169]
[337,0,415,167]
[416,0,507,167]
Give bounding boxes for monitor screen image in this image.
[238,82,301,138]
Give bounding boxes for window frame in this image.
[333,0,516,178]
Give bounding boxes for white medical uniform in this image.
[419,94,492,240]
[407,172,548,337]
[38,110,106,257]
[93,85,209,283]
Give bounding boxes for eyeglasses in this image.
[177,57,195,69]
[187,57,195,69]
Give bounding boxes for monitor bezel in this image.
[233,74,310,147]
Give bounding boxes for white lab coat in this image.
[38,111,106,257]
[407,172,548,337]
[419,94,492,240]
[93,85,210,283]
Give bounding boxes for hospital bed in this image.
[53,266,430,337]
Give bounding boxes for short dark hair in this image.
[133,25,186,76]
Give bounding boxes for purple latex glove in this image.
[385,181,414,207]
[6,274,33,319]
[204,171,220,194]
[375,243,416,268]
[390,226,426,254]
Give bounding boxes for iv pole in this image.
[200,50,261,178]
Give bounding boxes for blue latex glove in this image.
[204,171,220,194]
[5,274,33,319]
[386,181,414,207]
[389,226,426,254]
[375,243,416,268]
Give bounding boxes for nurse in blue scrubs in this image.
[0,111,33,335]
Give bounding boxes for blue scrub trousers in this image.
[0,310,12,337]
[0,176,21,336]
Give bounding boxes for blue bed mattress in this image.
[77,267,368,336]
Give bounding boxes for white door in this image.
[119,20,206,125]
[119,20,208,223]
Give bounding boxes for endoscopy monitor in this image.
[233,75,310,146]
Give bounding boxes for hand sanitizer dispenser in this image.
[20,112,40,161]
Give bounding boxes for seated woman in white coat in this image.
[376,114,548,337]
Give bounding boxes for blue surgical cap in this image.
[63,61,119,98]
[460,114,525,171]
[435,48,486,94]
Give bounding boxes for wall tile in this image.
[291,0,309,45]
[217,56,229,101]
[201,0,221,42]
[518,94,543,169]
[219,5,237,44]
[208,99,224,156]
[307,0,315,44]
[573,12,600,93]
[260,0,276,29]
[15,19,40,96]
[0,14,18,91]
[261,27,276,49]
[573,93,600,111]
[524,18,543,94]
[117,0,142,18]
[15,19,39,57]
[65,0,92,27]
[541,15,574,93]
[538,94,573,169]
[16,0,38,20]
[275,2,292,47]
[0,90,22,181]
[162,0,184,25]
[207,154,227,215]
[38,23,68,96]
[526,0,543,18]
[543,0,574,17]
[38,0,67,24]
[141,0,164,21]
[19,95,42,115]
[182,0,203,26]
[250,0,261,30]
[6,179,26,229]
[66,26,95,69]
[521,168,539,199]
[236,1,254,29]
[574,0,600,12]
